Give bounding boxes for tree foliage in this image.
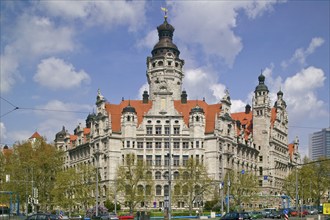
[113,153,154,214]
[224,170,259,211]
[0,138,64,212]
[51,164,95,215]
[174,158,213,215]
[283,157,330,207]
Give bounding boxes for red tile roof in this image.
[232,110,253,139]
[288,143,295,160]
[105,100,153,132]
[29,131,42,139]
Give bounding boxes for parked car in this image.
[289,209,298,217]
[264,208,277,218]
[249,211,263,219]
[26,213,59,220]
[221,212,251,220]
[118,215,134,220]
[310,209,319,215]
[269,211,281,219]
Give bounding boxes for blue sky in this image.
[1,0,329,158]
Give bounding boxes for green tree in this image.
[113,153,154,214]
[174,158,213,215]
[1,138,64,212]
[51,164,94,215]
[225,170,259,211]
[283,157,330,207]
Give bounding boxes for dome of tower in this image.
[122,104,136,114]
[56,126,67,140]
[190,105,204,114]
[255,73,269,92]
[152,18,180,57]
[277,90,283,96]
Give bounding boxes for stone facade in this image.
[54,17,299,210]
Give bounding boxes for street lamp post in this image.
[227,177,230,213]
[159,111,171,220]
[94,149,102,217]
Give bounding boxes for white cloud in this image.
[0,13,76,93]
[136,30,158,49]
[0,53,21,93]
[34,100,93,142]
[0,122,7,143]
[39,1,147,31]
[34,57,91,90]
[15,14,75,57]
[166,1,280,67]
[282,37,325,68]
[283,66,327,118]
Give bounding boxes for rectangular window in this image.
[173,126,180,135]
[126,141,130,148]
[183,142,189,149]
[196,155,200,165]
[259,167,263,176]
[146,155,152,166]
[196,141,200,148]
[183,155,189,166]
[165,155,169,166]
[155,126,162,135]
[146,142,152,149]
[259,180,263,187]
[173,141,180,149]
[155,155,161,166]
[137,155,143,163]
[165,126,170,135]
[173,155,180,166]
[155,142,162,149]
[164,141,169,149]
[259,156,263,162]
[146,126,153,135]
[137,142,143,149]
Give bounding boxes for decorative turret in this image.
[142,90,149,103]
[255,73,269,93]
[181,90,187,104]
[122,102,136,114]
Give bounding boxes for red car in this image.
[289,210,298,217]
[118,215,134,220]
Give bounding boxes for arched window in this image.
[156,185,162,195]
[196,116,199,122]
[146,171,152,179]
[183,171,189,180]
[137,185,144,195]
[155,171,161,180]
[146,185,151,195]
[158,61,163,66]
[163,171,169,180]
[182,185,188,195]
[174,185,180,195]
[127,116,131,121]
[164,185,169,196]
[173,171,180,180]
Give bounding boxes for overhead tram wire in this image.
[0,96,90,118]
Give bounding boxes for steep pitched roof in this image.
[174,100,221,133]
[288,143,295,161]
[232,111,253,139]
[29,131,42,139]
[105,100,153,132]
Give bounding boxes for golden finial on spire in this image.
[161,7,168,19]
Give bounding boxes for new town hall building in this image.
[54,17,300,210]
